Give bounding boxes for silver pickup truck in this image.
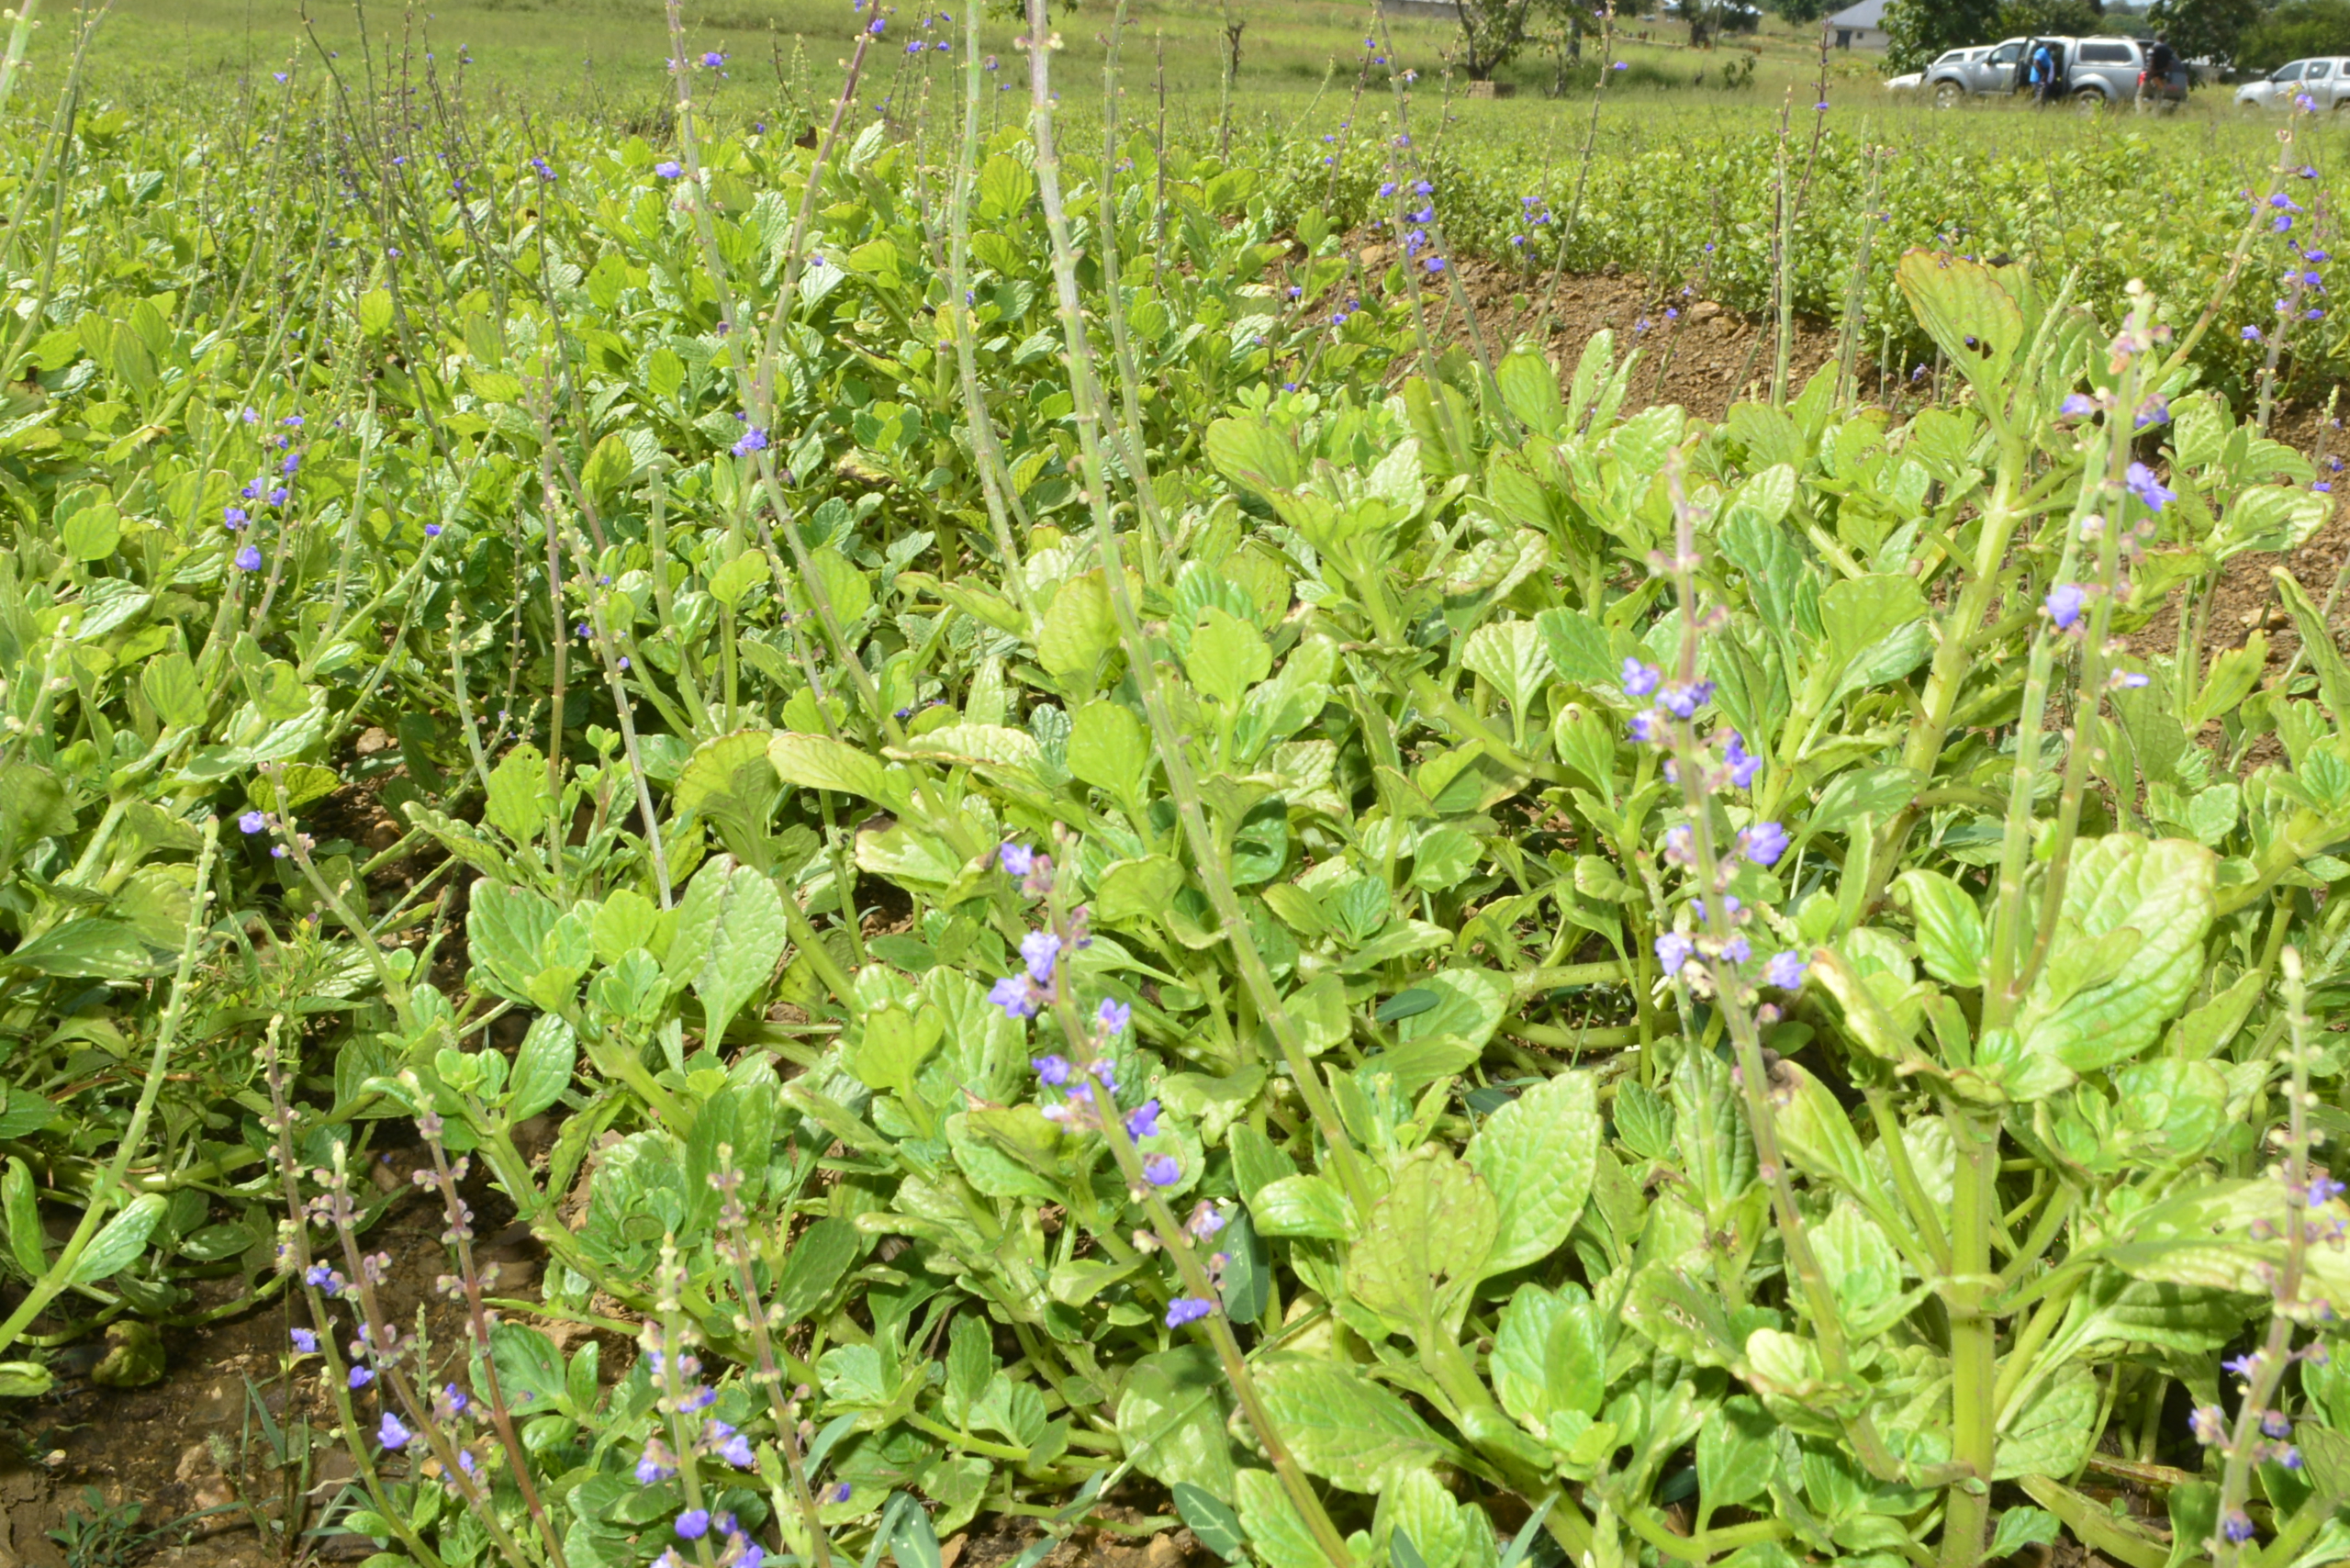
[1925,36,2180,109]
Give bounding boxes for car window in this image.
[2309,62,2334,77]
[1989,42,2022,62]
[2078,42,2130,62]
[2274,62,2306,80]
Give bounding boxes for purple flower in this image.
[989,976,1038,1021]
[709,1420,756,1469]
[1425,257,1446,274]
[1724,732,1761,789]
[2045,584,2084,629]
[2109,670,2150,690]
[1628,710,1667,745]
[2312,1174,2346,1204]
[1721,935,1751,964]
[2060,393,2095,416]
[1091,1058,1119,1091]
[1098,998,1132,1035]
[2264,1410,2293,1438]
[655,160,683,178]
[1619,659,1662,700]
[1739,822,1789,866]
[235,544,264,572]
[1020,929,1061,984]
[635,1439,680,1484]
[1143,1154,1181,1187]
[1762,950,1807,990]
[702,50,727,66]
[1033,1054,1071,1086]
[1656,933,1694,972]
[733,427,768,456]
[1378,181,1396,196]
[425,523,442,538]
[1165,1296,1214,1327]
[2222,1511,2256,1545]
[289,1327,318,1353]
[869,15,886,31]
[242,478,264,499]
[268,487,288,508]
[2223,1351,2259,1378]
[1126,1099,1161,1138]
[378,1413,412,1450]
[2191,1404,2229,1444]
[830,1483,854,1504]
[349,1365,374,1388]
[999,841,1035,877]
[282,452,301,476]
[2124,462,2175,513]
[677,1510,712,1540]
[239,811,268,835]
[1657,681,1713,719]
[224,506,247,528]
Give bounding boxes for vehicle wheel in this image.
[2072,87,2108,112]
[1933,80,1964,108]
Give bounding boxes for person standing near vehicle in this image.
[2138,33,2179,112]
[2030,39,2060,104]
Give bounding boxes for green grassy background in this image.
[71,0,2277,139]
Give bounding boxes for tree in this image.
[1455,0,1541,79]
[1996,0,2104,33]
[2237,0,2350,68]
[1763,0,1833,26]
[1884,0,2002,72]
[2146,0,2263,65]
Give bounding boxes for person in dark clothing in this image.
[2139,34,2181,113]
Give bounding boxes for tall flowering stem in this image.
[2211,948,2324,1568]
[415,1117,571,1568]
[999,833,1354,1568]
[710,1149,836,1568]
[1645,470,1898,1495]
[263,1030,448,1568]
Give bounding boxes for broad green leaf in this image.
[1206,419,1303,498]
[485,744,554,844]
[1994,1364,2098,1479]
[1896,252,2023,388]
[851,1006,943,1103]
[1255,1357,1457,1493]
[1395,969,1511,1053]
[1175,1482,1249,1563]
[1188,608,1271,709]
[1118,1347,1237,1502]
[1462,622,1554,723]
[1696,1396,1777,1512]
[1095,856,1183,925]
[670,860,789,1047]
[5,919,156,979]
[1467,1070,1599,1274]
[1385,1468,1468,1568]
[1810,1202,1908,1338]
[1038,572,1117,678]
[1069,700,1149,797]
[0,1361,53,1397]
[1235,1468,1326,1568]
[1249,1173,1352,1238]
[2017,835,2215,1072]
[73,1193,164,1283]
[509,1014,576,1121]
[1344,1149,1497,1329]
[772,1216,861,1324]
[140,653,205,728]
[768,731,890,801]
[2,1158,45,1277]
[1893,869,1986,988]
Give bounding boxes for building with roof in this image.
[1825,0,1888,50]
